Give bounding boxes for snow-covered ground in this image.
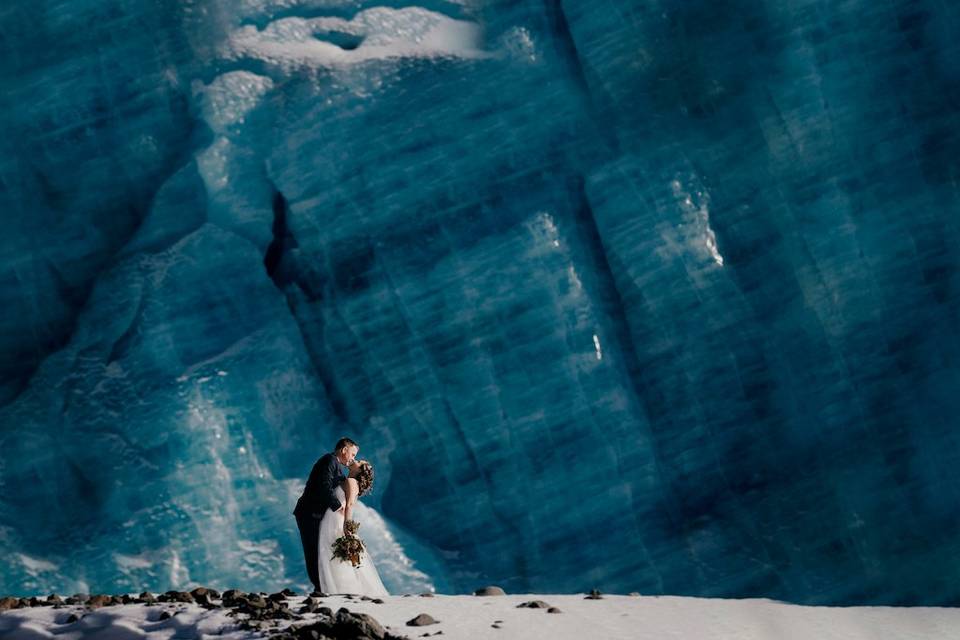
[1,593,958,640]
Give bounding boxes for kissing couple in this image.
[293,437,389,596]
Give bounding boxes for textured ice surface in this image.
[2,0,960,604]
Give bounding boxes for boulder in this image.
[407,613,439,626]
[334,608,388,639]
[87,595,112,608]
[246,594,269,609]
[473,586,505,596]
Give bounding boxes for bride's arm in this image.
[342,478,359,529]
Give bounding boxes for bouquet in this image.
[331,519,365,568]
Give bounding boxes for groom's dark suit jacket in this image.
[293,453,344,519]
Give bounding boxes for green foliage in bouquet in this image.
[331,519,365,568]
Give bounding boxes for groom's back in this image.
[293,453,337,517]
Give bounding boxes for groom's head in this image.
[334,437,359,466]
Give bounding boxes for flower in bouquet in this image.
[331,519,365,568]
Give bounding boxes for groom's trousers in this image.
[295,512,321,591]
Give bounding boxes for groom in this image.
[293,437,359,592]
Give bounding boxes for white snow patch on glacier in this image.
[222,7,486,72]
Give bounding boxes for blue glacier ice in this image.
[2,0,960,605]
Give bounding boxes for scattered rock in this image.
[298,600,319,614]
[190,587,220,607]
[371,598,384,604]
[516,600,550,609]
[547,607,562,614]
[584,588,603,600]
[281,588,298,596]
[407,613,439,626]
[310,591,327,598]
[419,593,434,598]
[64,613,80,624]
[160,590,195,604]
[222,590,247,607]
[139,592,157,603]
[334,608,389,639]
[87,594,112,608]
[47,594,63,605]
[473,586,505,596]
[0,596,19,610]
[158,611,172,621]
[291,607,399,640]
[628,592,641,597]
[246,594,269,609]
[194,592,217,608]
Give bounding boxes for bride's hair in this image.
[355,461,374,496]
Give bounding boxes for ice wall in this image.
[1,0,959,604]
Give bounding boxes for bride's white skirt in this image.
[316,490,389,596]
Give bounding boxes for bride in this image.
[316,460,389,596]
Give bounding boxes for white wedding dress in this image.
[317,485,389,596]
